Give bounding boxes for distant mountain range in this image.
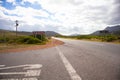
[45,31,60,37]
[92,25,120,35]
[69,33,80,36]
[0,29,60,37]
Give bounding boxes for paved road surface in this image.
[0,38,120,80]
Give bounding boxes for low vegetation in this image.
[56,34,120,43]
[0,35,47,44]
[0,30,48,45]
[0,31,49,51]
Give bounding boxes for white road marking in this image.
[23,64,42,70]
[0,64,42,80]
[0,64,42,70]
[1,78,38,80]
[25,70,41,76]
[0,70,41,77]
[56,46,82,80]
[0,72,25,75]
[0,65,5,67]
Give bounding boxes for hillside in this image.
[105,25,120,35]
[0,29,32,37]
[45,31,60,37]
[0,29,60,37]
[105,25,120,32]
[92,25,120,35]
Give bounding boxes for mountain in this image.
[0,29,32,36]
[105,25,120,32]
[105,25,120,35]
[91,30,101,35]
[92,25,120,35]
[0,29,60,37]
[45,31,60,37]
[69,33,80,36]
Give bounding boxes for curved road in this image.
[0,38,120,80]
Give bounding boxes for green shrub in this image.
[16,36,30,43]
[101,35,117,42]
[0,37,9,43]
[77,35,92,39]
[57,34,120,42]
[7,38,17,44]
[16,36,42,44]
[106,37,116,42]
[117,36,120,39]
[25,38,41,44]
[36,34,47,41]
[0,37,4,43]
[0,33,48,44]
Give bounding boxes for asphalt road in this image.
[0,38,120,80]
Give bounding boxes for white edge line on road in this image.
[56,46,82,80]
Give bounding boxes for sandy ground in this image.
[0,39,64,53]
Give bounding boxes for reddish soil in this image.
[0,39,64,53]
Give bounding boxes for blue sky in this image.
[1,0,41,9]
[0,0,120,35]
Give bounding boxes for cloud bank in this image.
[0,0,120,35]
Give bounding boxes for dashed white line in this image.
[56,46,82,80]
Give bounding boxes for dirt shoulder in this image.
[0,39,64,53]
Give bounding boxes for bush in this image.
[0,37,9,43]
[8,39,15,44]
[36,34,47,41]
[0,37,4,43]
[101,35,117,42]
[16,36,42,44]
[25,38,41,44]
[77,35,92,39]
[0,34,48,44]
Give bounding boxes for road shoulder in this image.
[0,39,64,53]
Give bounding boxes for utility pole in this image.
[15,20,19,37]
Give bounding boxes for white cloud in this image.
[6,0,16,5]
[0,6,50,24]
[6,0,15,3]
[21,0,38,4]
[1,6,49,18]
[0,0,2,4]
[0,5,60,31]
[0,0,119,35]
[39,0,115,34]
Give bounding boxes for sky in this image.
[0,0,120,35]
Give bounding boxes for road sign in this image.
[32,31,45,35]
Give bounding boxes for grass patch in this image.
[56,34,120,43]
[0,32,49,51]
[0,44,30,50]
